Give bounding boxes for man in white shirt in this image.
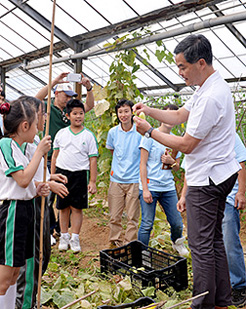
[133,34,240,309]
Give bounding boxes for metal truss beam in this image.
[1,0,227,68]
[8,0,77,51]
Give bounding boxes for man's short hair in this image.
[66,98,85,115]
[174,34,213,65]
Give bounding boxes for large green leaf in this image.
[53,289,78,308]
[40,287,53,304]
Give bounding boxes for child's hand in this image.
[50,173,68,184]
[49,181,69,198]
[88,181,97,194]
[36,182,50,197]
[143,189,153,204]
[177,196,186,213]
[37,135,51,156]
[161,149,173,164]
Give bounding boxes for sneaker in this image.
[232,288,246,308]
[172,237,189,257]
[50,234,56,246]
[58,234,70,251]
[69,238,81,252]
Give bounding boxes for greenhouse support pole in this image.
[37,0,56,308]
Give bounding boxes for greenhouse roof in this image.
[1,0,246,101]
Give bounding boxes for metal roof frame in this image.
[1,0,246,101]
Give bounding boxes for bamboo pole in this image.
[37,1,56,308]
[138,291,209,309]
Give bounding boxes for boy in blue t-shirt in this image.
[106,99,142,248]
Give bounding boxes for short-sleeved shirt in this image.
[53,126,98,172]
[106,123,142,183]
[0,116,3,136]
[45,102,70,159]
[184,71,240,186]
[0,138,36,200]
[139,131,181,192]
[22,135,50,182]
[226,133,246,206]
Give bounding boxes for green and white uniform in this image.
[16,135,51,309]
[0,138,36,269]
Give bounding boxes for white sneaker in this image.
[172,236,189,257]
[58,234,70,251]
[50,234,56,246]
[69,238,81,252]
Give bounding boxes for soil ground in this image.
[43,206,246,309]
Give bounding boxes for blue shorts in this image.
[0,199,34,267]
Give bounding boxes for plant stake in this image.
[37,0,56,308]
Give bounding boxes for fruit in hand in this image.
[139,111,146,120]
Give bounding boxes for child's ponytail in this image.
[0,102,11,115]
[3,97,36,137]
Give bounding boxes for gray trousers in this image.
[186,173,238,309]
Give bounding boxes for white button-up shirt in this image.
[184,71,240,186]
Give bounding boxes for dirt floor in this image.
[45,207,246,308]
[75,210,246,268]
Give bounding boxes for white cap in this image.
[54,84,77,97]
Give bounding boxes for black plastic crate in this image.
[100,240,188,292]
[97,296,155,308]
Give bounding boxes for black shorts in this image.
[0,199,34,267]
[56,167,88,210]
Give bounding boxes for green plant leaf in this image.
[155,50,166,63]
[40,287,53,304]
[52,289,77,308]
[141,286,156,297]
[156,40,163,47]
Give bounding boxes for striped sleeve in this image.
[0,139,24,177]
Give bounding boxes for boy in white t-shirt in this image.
[51,99,98,252]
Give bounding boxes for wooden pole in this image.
[37,1,56,308]
[138,291,209,309]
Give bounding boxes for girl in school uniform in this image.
[15,96,68,309]
[0,97,51,309]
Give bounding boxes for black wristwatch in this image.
[144,127,154,138]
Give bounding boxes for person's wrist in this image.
[87,86,92,92]
[170,161,177,168]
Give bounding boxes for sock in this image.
[71,233,79,241]
[61,232,70,239]
[0,295,6,308]
[4,283,16,309]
